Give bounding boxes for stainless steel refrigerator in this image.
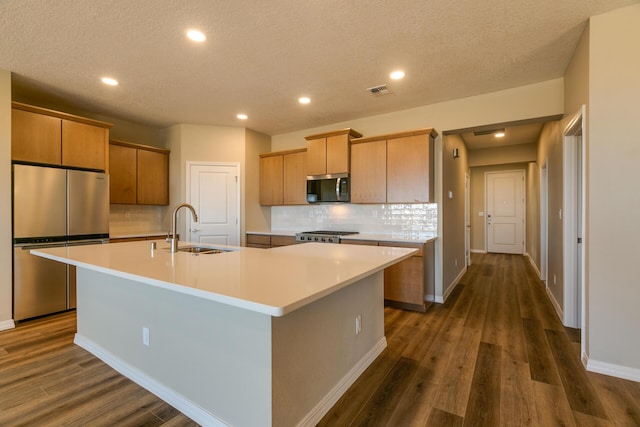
[12,164,110,321]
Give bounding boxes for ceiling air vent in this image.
[366,84,390,96]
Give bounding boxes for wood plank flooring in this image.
[319,253,640,426]
[1,253,638,426]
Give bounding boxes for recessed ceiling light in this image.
[237,113,248,120]
[101,77,118,86]
[390,70,405,80]
[494,132,505,138]
[186,29,206,42]
[298,97,311,104]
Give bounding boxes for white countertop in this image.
[246,230,436,244]
[32,241,416,317]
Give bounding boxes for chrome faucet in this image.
[167,203,198,253]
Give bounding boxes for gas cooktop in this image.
[295,230,359,243]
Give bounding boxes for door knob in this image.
[191,228,201,232]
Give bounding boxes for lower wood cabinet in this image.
[341,238,434,312]
[246,233,297,248]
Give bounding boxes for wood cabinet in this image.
[350,128,437,204]
[246,233,298,248]
[109,140,170,205]
[350,140,387,203]
[341,238,435,312]
[283,150,307,205]
[305,128,362,176]
[11,102,112,170]
[260,149,307,206]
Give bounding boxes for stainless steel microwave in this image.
[306,173,350,203]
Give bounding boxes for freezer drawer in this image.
[13,245,67,321]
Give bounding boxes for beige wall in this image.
[244,129,271,232]
[469,163,530,251]
[468,143,537,167]
[526,162,540,268]
[442,135,468,296]
[164,124,270,246]
[0,69,12,327]
[587,4,640,371]
[537,121,564,308]
[272,78,565,300]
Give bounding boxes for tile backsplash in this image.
[272,204,437,236]
[109,205,165,236]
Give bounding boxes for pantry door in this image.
[187,162,240,246]
[486,170,525,254]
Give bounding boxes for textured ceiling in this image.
[0,0,637,136]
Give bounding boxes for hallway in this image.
[320,253,640,426]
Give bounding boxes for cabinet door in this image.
[283,151,307,205]
[260,155,283,205]
[109,144,137,204]
[306,137,326,176]
[350,141,387,203]
[137,149,169,205]
[380,242,425,309]
[387,134,432,203]
[62,120,108,170]
[326,134,349,174]
[11,109,62,165]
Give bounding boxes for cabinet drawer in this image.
[340,239,378,246]
[247,234,271,246]
[270,235,296,247]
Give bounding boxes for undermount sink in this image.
[177,246,231,255]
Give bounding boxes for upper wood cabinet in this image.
[260,148,307,206]
[260,154,284,206]
[387,133,435,203]
[350,140,387,203]
[11,102,112,170]
[283,150,307,205]
[109,140,170,205]
[305,128,362,176]
[350,128,437,204]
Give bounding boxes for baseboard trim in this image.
[0,319,15,332]
[587,357,640,382]
[74,334,226,427]
[524,253,542,279]
[436,266,467,304]
[297,337,387,427]
[470,249,487,254]
[546,287,564,322]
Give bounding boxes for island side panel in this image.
[75,268,272,427]
[271,271,386,427]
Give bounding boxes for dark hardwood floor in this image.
[1,253,639,426]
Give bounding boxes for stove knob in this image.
[321,237,326,242]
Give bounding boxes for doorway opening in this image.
[562,106,586,334]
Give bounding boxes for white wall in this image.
[272,78,564,301]
[0,69,13,329]
[587,4,640,374]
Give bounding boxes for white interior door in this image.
[486,170,525,254]
[187,162,240,246]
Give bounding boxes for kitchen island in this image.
[32,241,416,427]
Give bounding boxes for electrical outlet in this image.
[553,274,557,285]
[355,314,362,335]
[142,327,150,346]
[454,258,458,267]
